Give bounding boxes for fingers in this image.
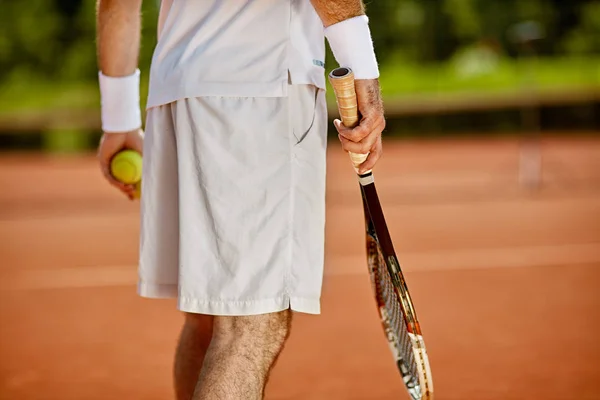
[338,134,371,155]
[97,131,141,201]
[98,151,137,200]
[336,118,385,154]
[334,118,368,142]
[334,78,386,173]
[358,137,382,174]
[338,134,382,174]
[334,113,385,143]
[335,112,385,174]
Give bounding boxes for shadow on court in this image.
[1,136,599,400]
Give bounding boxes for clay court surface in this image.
[1,136,599,400]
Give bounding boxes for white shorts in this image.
[138,85,328,315]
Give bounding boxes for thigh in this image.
[172,95,294,315]
[168,90,326,316]
[288,85,328,311]
[138,104,180,298]
[213,310,292,344]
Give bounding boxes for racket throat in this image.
[357,171,374,186]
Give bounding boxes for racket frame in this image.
[328,67,433,400]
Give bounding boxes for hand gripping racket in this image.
[329,67,433,400]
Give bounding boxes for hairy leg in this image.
[192,310,292,400]
[174,313,214,400]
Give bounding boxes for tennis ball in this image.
[110,150,142,184]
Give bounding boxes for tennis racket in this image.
[329,67,433,400]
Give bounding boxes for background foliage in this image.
[1,0,599,85]
[0,0,597,141]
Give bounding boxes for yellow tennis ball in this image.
[110,150,142,184]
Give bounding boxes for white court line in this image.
[1,243,599,291]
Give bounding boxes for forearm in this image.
[96,0,143,133]
[310,0,364,27]
[96,0,142,76]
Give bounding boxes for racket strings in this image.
[369,239,421,396]
[380,259,420,387]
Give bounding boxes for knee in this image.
[259,310,292,347]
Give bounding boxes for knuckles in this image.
[358,142,371,154]
[338,111,386,143]
[343,126,369,142]
[341,140,371,155]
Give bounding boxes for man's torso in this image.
[147,0,326,109]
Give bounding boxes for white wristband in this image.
[324,15,379,80]
[99,69,142,133]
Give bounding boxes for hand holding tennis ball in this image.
[111,150,142,199]
[97,129,144,200]
[111,150,142,183]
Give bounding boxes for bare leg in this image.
[174,313,214,400]
[192,310,292,400]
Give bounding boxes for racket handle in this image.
[328,67,370,173]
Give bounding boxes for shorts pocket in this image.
[291,85,319,144]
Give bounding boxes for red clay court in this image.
[1,136,599,400]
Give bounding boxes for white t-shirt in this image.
[147,0,325,109]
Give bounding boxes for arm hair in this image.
[96,0,143,76]
[310,0,365,27]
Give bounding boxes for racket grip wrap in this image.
[328,67,372,174]
[349,152,368,167]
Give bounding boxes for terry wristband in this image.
[99,69,142,133]
[324,15,379,80]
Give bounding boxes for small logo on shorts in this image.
[312,59,325,68]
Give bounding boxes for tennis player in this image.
[96,0,385,398]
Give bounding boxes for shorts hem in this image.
[178,295,321,316]
[138,282,177,298]
[138,283,320,315]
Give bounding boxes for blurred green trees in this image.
[0,0,597,102]
[0,0,64,83]
[366,0,600,63]
[0,0,596,146]
[0,0,159,86]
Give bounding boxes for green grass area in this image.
[0,73,151,116]
[0,80,99,114]
[326,56,600,101]
[379,56,599,95]
[0,57,598,117]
